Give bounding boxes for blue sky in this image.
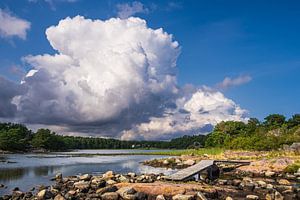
[0,0,299,123]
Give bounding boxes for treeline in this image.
[205,114,300,150]
[1,114,299,152]
[0,123,205,151]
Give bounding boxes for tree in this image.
[287,114,300,128]
[264,114,286,128]
[204,131,230,147]
[0,128,30,151]
[31,129,65,150]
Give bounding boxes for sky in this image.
[0,0,299,140]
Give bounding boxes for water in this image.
[0,150,177,195]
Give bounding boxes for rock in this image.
[246,195,259,200]
[135,192,148,200]
[106,179,117,185]
[117,186,137,200]
[96,185,118,194]
[79,174,91,181]
[172,194,195,200]
[175,159,181,164]
[265,193,274,200]
[119,175,129,182]
[67,190,76,196]
[218,179,227,185]
[203,154,209,158]
[278,179,290,185]
[256,180,267,188]
[37,189,53,200]
[128,172,136,177]
[103,171,114,179]
[0,184,4,188]
[225,197,233,200]
[74,181,90,190]
[266,184,274,190]
[196,192,207,200]
[274,191,284,200]
[12,190,24,198]
[54,194,66,200]
[156,195,166,200]
[55,173,62,180]
[24,192,33,198]
[265,171,276,177]
[232,179,241,186]
[101,192,119,200]
[183,159,195,166]
[163,160,169,165]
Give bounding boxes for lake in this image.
[0,149,177,196]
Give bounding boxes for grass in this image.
[284,161,300,173]
[141,148,224,156]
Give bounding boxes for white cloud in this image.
[116,1,149,19]
[7,16,247,140]
[14,16,180,127]
[217,75,252,90]
[0,9,31,39]
[121,87,247,140]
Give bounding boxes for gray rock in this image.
[79,174,92,181]
[101,192,119,200]
[246,194,259,200]
[96,185,118,194]
[265,171,276,177]
[74,181,90,190]
[172,194,195,200]
[117,186,137,200]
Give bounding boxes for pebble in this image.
[246,194,259,200]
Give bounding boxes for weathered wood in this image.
[166,160,214,181]
[166,159,250,181]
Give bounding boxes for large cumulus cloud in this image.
[10,16,247,140]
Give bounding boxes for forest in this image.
[0,114,299,152]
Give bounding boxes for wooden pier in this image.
[166,160,250,181]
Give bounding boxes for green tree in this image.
[264,114,286,128]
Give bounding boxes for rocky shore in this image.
[1,164,299,200]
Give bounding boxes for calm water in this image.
[0,150,177,195]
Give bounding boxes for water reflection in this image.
[0,168,27,181]
[0,152,175,196]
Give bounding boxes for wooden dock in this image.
[166,159,250,181]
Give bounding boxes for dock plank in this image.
[166,160,214,181]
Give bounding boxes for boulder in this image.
[278,179,290,185]
[274,191,284,200]
[103,171,114,179]
[101,192,119,200]
[265,171,276,177]
[225,197,233,200]
[246,195,259,200]
[128,172,136,177]
[156,195,166,200]
[54,194,66,200]
[96,185,118,194]
[119,175,129,182]
[106,179,117,185]
[183,159,195,166]
[256,180,267,188]
[37,189,53,200]
[163,160,169,165]
[55,173,62,180]
[74,181,90,190]
[172,194,195,200]
[79,174,91,181]
[196,192,207,200]
[117,186,137,200]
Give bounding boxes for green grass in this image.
[141,148,224,156]
[284,162,300,173]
